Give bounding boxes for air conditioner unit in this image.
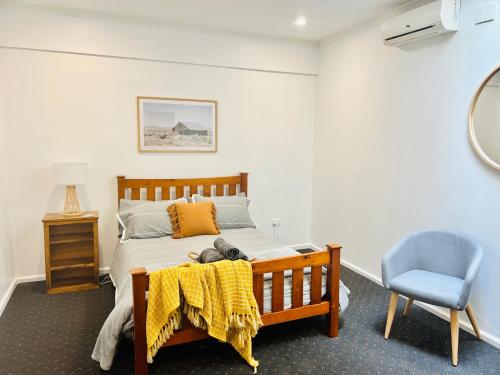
[382,0,461,46]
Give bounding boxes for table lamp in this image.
[52,163,88,216]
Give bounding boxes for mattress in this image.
[93,228,349,370]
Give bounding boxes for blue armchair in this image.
[381,230,483,366]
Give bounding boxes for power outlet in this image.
[272,218,281,227]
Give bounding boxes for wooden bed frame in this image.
[117,173,342,375]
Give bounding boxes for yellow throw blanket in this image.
[146,260,263,370]
[145,266,182,362]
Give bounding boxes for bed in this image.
[92,173,349,374]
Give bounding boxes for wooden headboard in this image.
[116,172,248,205]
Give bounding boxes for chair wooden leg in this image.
[465,305,481,340]
[403,298,413,317]
[450,309,459,366]
[384,292,399,339]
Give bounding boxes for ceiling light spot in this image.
[294,16,306,27]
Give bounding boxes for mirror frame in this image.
[468,64,500,171]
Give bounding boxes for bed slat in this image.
[253,274,264,315]
[146,187,155,201]
[216,184,224,196]
[310,266,322,304]
[189,185,198,196]
[203,185,211,197]
[131,188,140,200]
[176,186,184,199]
[292,268,304,308]
[272,271,285,312]
[161,186,171,200]
[229,184,236,196]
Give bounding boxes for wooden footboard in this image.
[130,244,341,375]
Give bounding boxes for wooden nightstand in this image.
[42,211,99,294]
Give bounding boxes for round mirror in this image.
[469,66,500,170]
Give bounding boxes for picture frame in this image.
[137,96,218,153]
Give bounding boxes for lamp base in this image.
[63,185,82,216]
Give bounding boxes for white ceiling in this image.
[6,0,416,41]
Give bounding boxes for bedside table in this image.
[42,211,99,294]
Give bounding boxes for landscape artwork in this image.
[137,97,217,152]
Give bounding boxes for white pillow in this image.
[192,194,255,230]
[117,198,187,241]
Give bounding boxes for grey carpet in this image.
[0,266,499,374]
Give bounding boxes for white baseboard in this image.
[338,257,500,350]
[15,267,110,284]
[0,266,111,317]
[339,258,383,286]
[0,279,16,316]
[15,274,45,283]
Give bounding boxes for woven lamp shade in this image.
[52,163,88,216]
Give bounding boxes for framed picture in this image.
[137,96,217,153]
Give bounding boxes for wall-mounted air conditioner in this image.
[382,0,461,47]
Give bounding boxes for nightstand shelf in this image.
[43,211,99,294]
[50,259,95,271]
[50,233,94,245]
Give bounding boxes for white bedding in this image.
[93,228,349,370]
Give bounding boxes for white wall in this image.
[0,85,15,313]
[0,7,317,278]
[0,4,317,75]
[313,0,500,344]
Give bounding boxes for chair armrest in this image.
[381,236,416,289]
[457,245,483,310]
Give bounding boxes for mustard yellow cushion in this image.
[168,201,220,239]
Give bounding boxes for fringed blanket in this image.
[146,260,263,370]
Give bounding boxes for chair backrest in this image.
[403,231,481,279]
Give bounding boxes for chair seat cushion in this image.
[390,270,464,309]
